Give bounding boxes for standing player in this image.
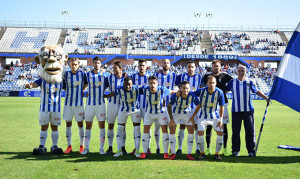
[168,81,201,160]
[106,60,125,154]
[106,77,142,158]
[226,65,270,157]
[139,76,175,159]
[175,60,202,155]
[63,58,87,154]
[193,75,225,160]
[154,58,176,154]
[200,60,233,156]
[81,57,108,155]
[130,59,155,154]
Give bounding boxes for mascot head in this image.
[35,45,68,83]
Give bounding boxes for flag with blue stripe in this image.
[269,23,300,112]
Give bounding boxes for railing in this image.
[0,21,296,31]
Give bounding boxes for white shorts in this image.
[173,113,193,125]
[117,110,142,124]
[107,102,120,124]
[63,106,85,122]
[39,111,61,126]
[85,104,106,122]
[198,118,223,132]
[144,111,169,126]
[140,107,146,120]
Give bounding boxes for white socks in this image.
[134,126,141,150]
[66,127,72,146]
[187,134,194,154]
[198,135,205,152]
[116,125,125,150]
[79,127,84,146]
[84,129,91,150]
[162,133,169,153]
[169,134,176,154]
[99,128,105,151]
[178,129,185,150]
[107,129,114,147]
[154,123,160,149]
[142,133,150,153]
[216,135,223,153]
[51,131,59,146]
[40,131,47,146]
[195,130,199,150]
[122,128,126,147]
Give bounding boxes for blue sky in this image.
[0,0,299,27]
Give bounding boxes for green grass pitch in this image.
[0,97,299,178]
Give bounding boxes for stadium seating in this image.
[62,29,122,54]
[209,31,286,56]
[0,28,61,53]
[127,28,203,55]
[284,31,293,41]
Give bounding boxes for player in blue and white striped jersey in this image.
[153,59,176,154]
[175,60,202,155]
[106,77,142,158]
[105,60,125,154]
[63,58,88,154]
[81,57,109,155]
[139,76,175,159]
[167,81,201,160]
[130,59,155,155]
[193,75,225,160]
[226,65,270,157]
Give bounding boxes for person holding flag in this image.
[226,65,270,157]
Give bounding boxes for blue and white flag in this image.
[269,23,300,112]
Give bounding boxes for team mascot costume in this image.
[25,45,67,155]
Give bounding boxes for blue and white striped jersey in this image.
[86,71,108,106]
[107,74,124,104]
[34,78,63,112]
[64,71,87,106]
[175,72,202,109]
[168,92,200,114]
[194,87,225,119]
[116,85,140,112]
[226,78,258,112]
[154,71,176,106]
[130,73,149,108]
[140,86,171,114]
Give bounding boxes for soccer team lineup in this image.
[23,45,272,161]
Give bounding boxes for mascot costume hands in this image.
[25,45,67,155]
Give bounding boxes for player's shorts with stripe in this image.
[117,110,142,124]
[173,113,193,125]
[39,111,61,126]
[144,111,169,126]
[198,118,222,132]
[85,104,106,122]
[63,106,85,122]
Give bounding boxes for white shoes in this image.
[113,150,123,157]
[81,148,89,155]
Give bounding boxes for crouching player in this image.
[63,58,87,154]
[139,76,175,159]
[105,77,142,158]
[192,75,225,160]
[168,81,201,160]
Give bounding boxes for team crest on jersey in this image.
[73,81,81,86]
[95,81,103,87]
[127,98,135,103]
[46,86,59,93]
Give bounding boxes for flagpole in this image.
[255,101,270,156]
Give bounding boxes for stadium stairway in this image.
[58,29,67,46]
[0,28,6,40]
[121,29,128,54]
[201,30,214,54]
[279,31,289,45]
